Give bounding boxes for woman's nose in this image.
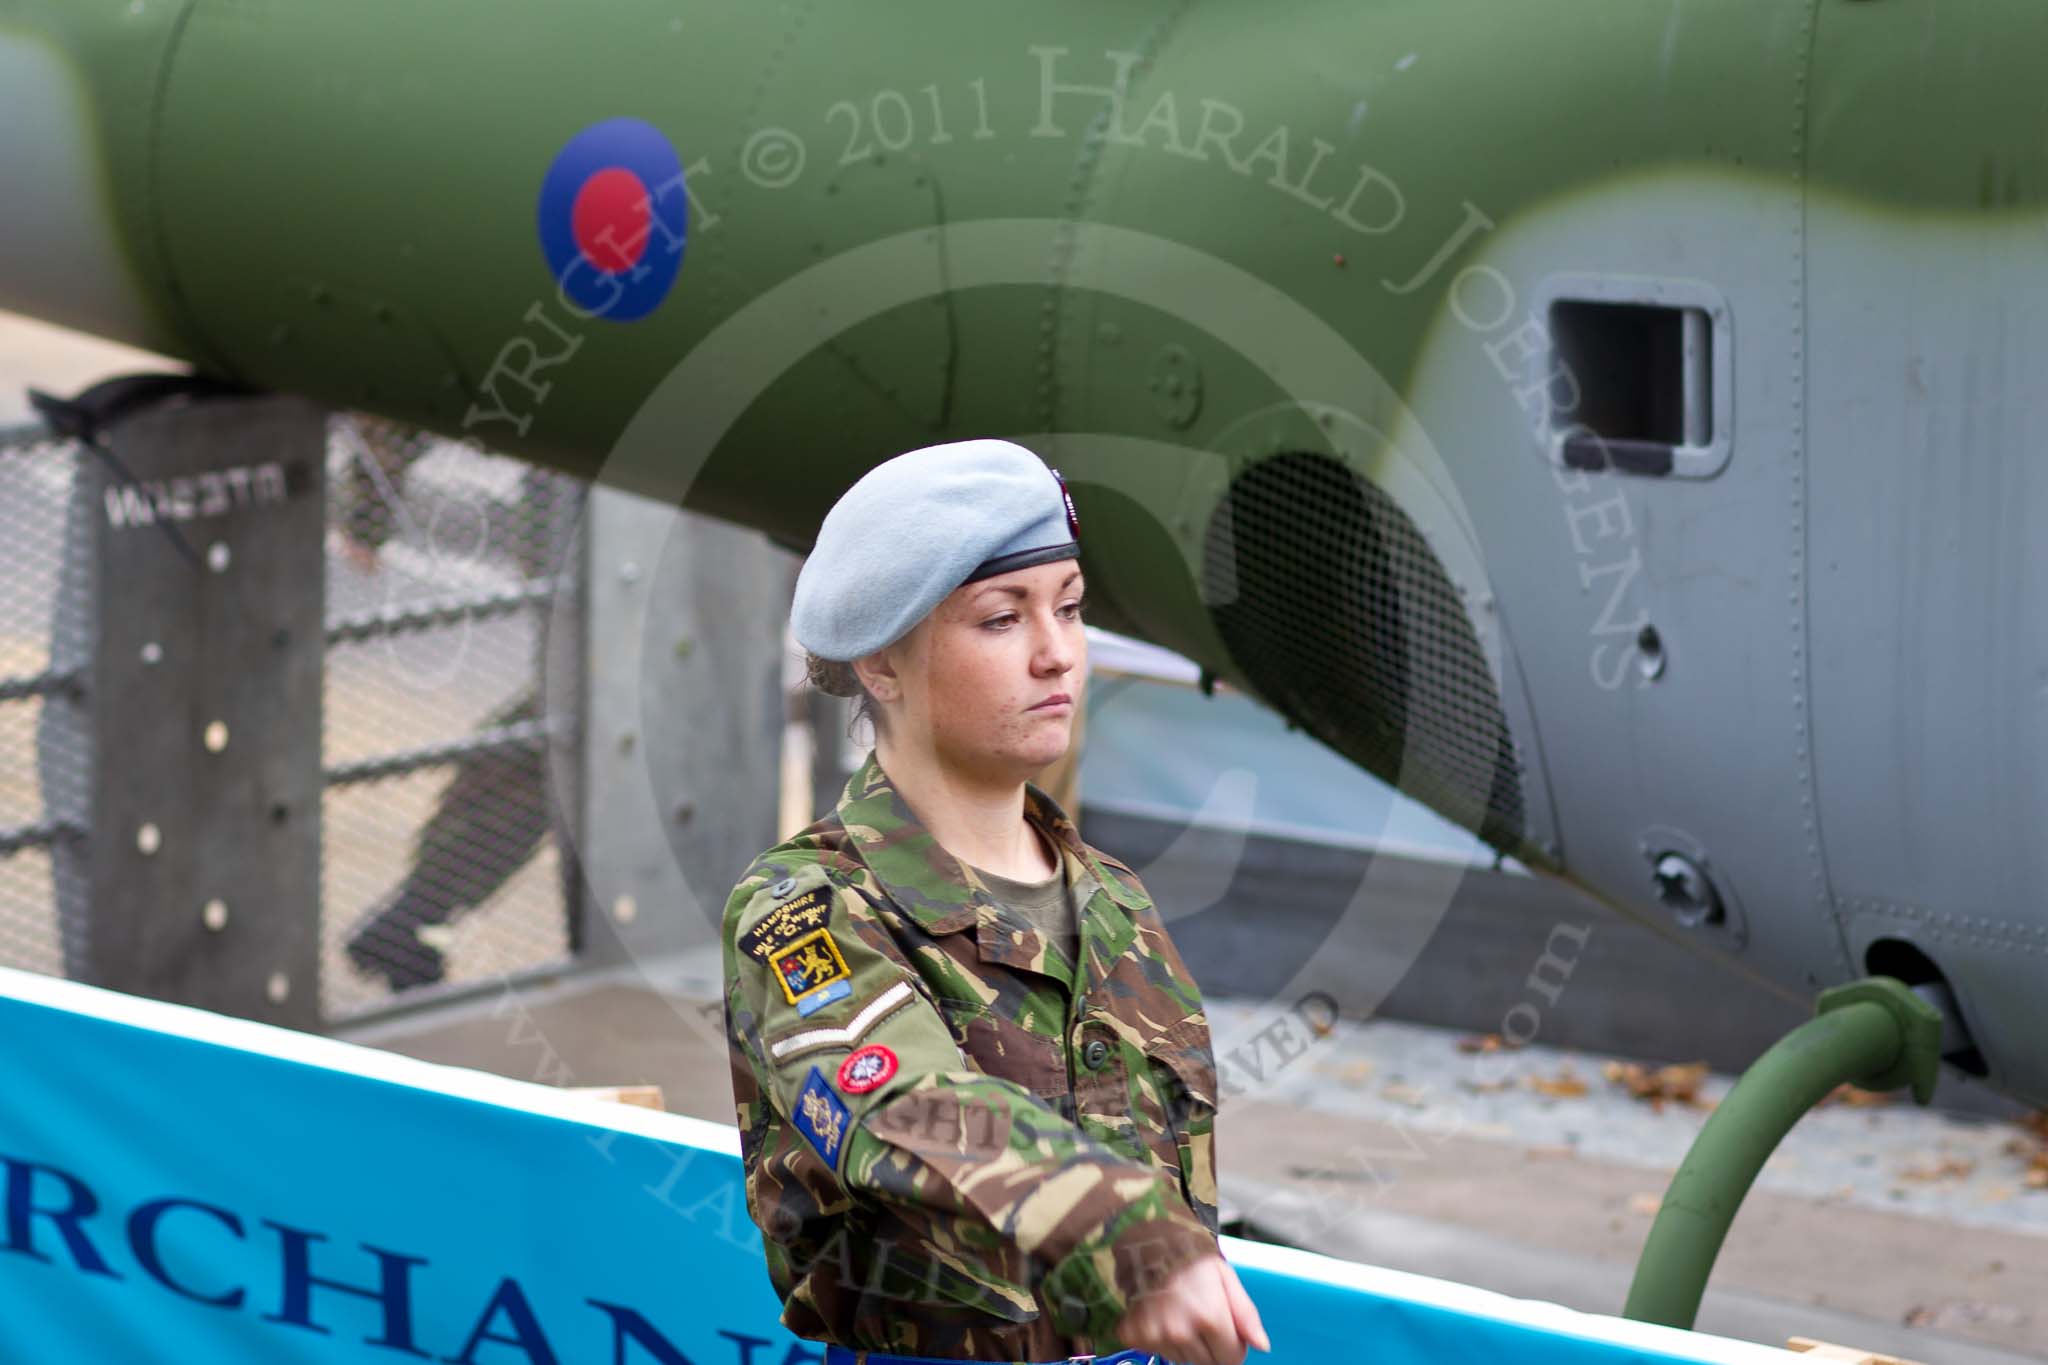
[1034,619,1076,673]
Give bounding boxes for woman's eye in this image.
[981,598,1083,628]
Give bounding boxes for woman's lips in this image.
[1029,693,1073,711]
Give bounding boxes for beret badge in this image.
[1052,467,1080,539]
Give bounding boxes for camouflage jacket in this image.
[721,750,1221,1361]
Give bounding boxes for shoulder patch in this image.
[767,927,851,1007]
[793,1065,851,1167]
[741,886,835,962]
[837,1044,898,1094]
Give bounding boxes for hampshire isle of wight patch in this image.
[741,887,835,962]
[767,927,852,1008]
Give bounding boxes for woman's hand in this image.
[1117,1251,1270,1365]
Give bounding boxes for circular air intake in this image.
[1201,452,1525,850]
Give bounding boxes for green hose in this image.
[1622,976,1944,1329]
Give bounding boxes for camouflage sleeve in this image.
[723,861,1218,1340]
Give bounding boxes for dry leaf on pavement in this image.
[1601,1059,1710,1111]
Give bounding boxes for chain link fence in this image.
[0,422,83,979]
[0,409,588,1023]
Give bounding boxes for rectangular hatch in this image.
[1533,275,1732,479]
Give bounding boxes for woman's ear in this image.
[853,645,899,702]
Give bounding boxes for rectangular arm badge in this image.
[767,928,851,1008]
[793,1064,851,1168]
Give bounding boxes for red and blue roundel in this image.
[536,117,687,321]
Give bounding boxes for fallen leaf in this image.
[1602,1059,1711,1110]
[2002,1114,2048,1189]
[1526,1066,1589,1099]
[1903,1299,2028,1330]
[1818,1082,1893,1108]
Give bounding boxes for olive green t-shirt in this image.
[968,847,1087,991]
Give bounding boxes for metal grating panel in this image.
[1202,451,1525,850]
[0,424,86,979]
[0,412,590,1019]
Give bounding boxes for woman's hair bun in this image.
[804,651,865,700]
[803,650,884,739]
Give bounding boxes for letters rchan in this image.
[0,1152,812,1364]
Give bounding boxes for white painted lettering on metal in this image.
[101,460,291,530]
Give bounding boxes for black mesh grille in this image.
[1201,453,1525,850]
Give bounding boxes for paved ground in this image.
[1206,999,2048,1241]
[1201,998,2047,1365]
[340,952,2048,1365]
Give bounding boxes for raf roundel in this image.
[536,117,688,321]
[837,1044,898,1094]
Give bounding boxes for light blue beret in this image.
[791,438,1081,661]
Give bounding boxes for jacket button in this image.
[1082,1038,1109,1069]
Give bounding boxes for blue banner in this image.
[0,969,1793,1363]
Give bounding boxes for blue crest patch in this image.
[795,978,851,1016]
[792,1065,851,1168]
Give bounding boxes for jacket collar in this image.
[834,749,1148,945]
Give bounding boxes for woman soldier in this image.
[721,439,1269,1365]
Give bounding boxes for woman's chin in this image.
[1023,739,1072,773]
[935,725,1069,780]
[986,740,1069,777]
